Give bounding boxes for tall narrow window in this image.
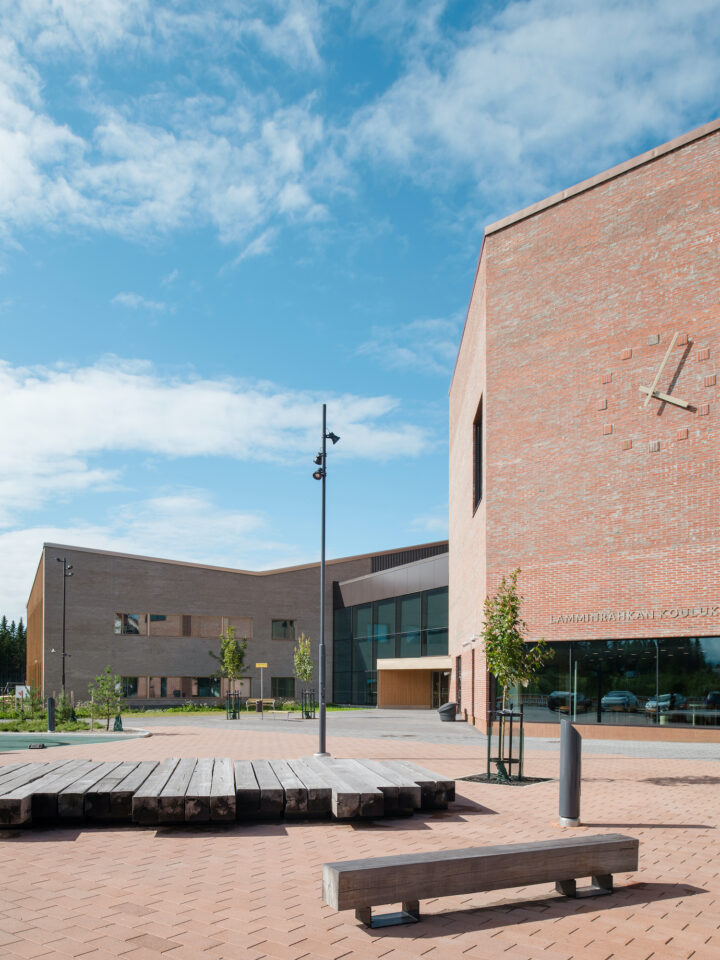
[473,397,483,511]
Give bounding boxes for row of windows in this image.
[114,613,295,642]
[334,587,449,705]
[120,676,297,698]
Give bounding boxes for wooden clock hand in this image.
[643,331,678,407]
[638,386,690,408]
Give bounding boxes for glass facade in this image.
[513,635,720,728]
[333,587,448,705]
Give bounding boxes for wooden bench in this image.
[322,833,639,928]
[244,698,276,711]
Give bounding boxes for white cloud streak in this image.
[0,358,431,526]
[357,318,462,376]
[112,292,169,311]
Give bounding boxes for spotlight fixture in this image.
[312,469,325,480]
[313,453,323,465]
[326,431,340,445]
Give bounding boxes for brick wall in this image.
[450,121,720,730]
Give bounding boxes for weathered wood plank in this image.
[85,762,140,820]
[0,759,96,825]
[355,760,421,812]
[323,834,640,912]
[234,760,260,819]
[185,758,213,822]
[269,760,308,818]
[286,758,332,816]
[0,761,72,796]
[58,762,123,819]
[210,758,236,821]
[319,758,384,818]
[132,758,180,825]
[251,759,284,817]
[0,763,32,782]
[384,760,454,808]
[157,758,197,823]
[336,759,400,815]
[300,758,361,819]
[110,761,158,820]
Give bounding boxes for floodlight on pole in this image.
[312,403,340,758]
[55,557,73,692]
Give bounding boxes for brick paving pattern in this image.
[0,722,718,959]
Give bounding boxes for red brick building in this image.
[450,118,720,740]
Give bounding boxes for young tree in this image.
[89,666,123,730]
[209,624,247,693]
[293,633,314,712]
[482,569,552,769]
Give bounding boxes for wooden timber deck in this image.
[0,757,455,827]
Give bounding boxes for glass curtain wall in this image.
[333,587,448,705]
[516,635,720,728]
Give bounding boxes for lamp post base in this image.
[559,816,580,827]
[314,751,331,758]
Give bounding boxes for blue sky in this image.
[2,0,720,622]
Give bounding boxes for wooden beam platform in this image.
[0,757,454,828]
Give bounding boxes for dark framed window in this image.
[272,676,295,698]
[271,619,295,642]
[115,613,144,635]
[195,676,220,697]
[121,677,138,697]
[473,396,483,511]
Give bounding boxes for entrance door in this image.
[432,671,450,708]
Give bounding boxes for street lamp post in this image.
[55,557,73,691]
[312,403,340,758]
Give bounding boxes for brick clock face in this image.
[599,331,714,451]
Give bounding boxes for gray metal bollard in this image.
[559,718,582,826]
[46,697,55,732]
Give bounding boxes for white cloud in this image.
[0,358,432,526]
[245,0,323,70]
[350,0,720,210]
[357,317,462,376]
[161,267,179,285]
[411,504,448,536]
[0,492,304,624]
[112,291,169,312]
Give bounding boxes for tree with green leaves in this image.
[482,569,552,771]
[209,623,247,693]
[89,666,123,730]
[293,633,314,687]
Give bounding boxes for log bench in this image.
[322,833,639,928]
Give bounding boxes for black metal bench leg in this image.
[402,900,420,920]
[557,875,614,899]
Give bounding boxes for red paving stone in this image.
[0,724,719,959]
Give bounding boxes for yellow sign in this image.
[255,662,268,668]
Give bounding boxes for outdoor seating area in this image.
[323,833,640,927]
[0,754,454,827]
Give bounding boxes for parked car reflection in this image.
[645,693,687,716]
[547,691,591,713]
[600,690,639,712]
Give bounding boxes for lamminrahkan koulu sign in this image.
[550,606,720,625]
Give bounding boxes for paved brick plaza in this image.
[0,716,717,960]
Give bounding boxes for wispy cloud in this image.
[112,291,169,312]
[0,358,432,526]
[357,317,462,376]
[350,0,720,214]
[411,504,448,536]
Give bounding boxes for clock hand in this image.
[638,386,690,409]
[643,331,679,407]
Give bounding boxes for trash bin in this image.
[438,702,457,722]
[256,699,263,713]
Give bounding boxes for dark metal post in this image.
[56,557,73,693]
[46,697,55,732]
[653,639,660,724]
[559,718,582,826]
[316,404,328,757]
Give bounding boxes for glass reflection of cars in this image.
[706,691,720,708]
[600,690,639,712]
[645,693,687,716]
[547,691,590,713]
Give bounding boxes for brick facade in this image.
[450,118,720,734]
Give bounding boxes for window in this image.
[121,677,138,697]
[114,613,145,635]
[473,396,483,510]
[195,677,220,697]
[272,677,295,698]
[271,619,295,641]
